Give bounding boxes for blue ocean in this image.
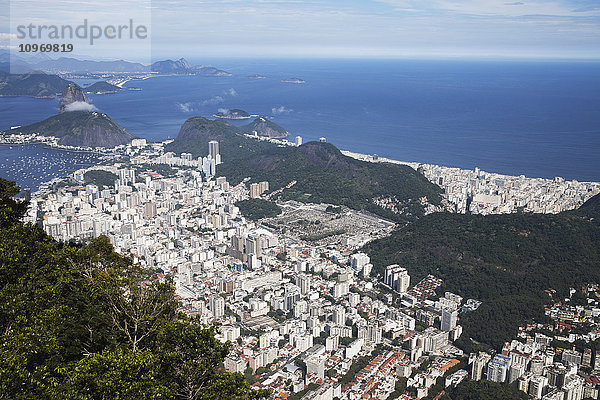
[1,58,599,189]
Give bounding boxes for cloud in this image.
[227,88,238,96]
[372,0,600,17]
[202,95,224,105]
[271,105,292,114]
[64,101,98,112]
[176,102,193,112]
[0,33,18,40]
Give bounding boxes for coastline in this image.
[340,149,600,185]
[2,134,598,214]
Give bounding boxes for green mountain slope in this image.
[218,141,442,221]
[363,212,600,349]
[5,111,133,147]
[166,117,442,221]
[0,71,72,97]
[84,81,121,94]
[242,117,289,138]
[571,192,600,225]
[164,116,272,159]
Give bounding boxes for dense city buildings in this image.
[21,138,600,400]
[343,151,600,216]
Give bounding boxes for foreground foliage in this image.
[0,178,269,400]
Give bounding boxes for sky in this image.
[1,0,599,60]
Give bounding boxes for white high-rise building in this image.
[209,295,225,319]
[208,140,220,161]
[306,354,325,379]
[487,355,511,383]
[333,305,346,326]
[471,352,491,381]
[384,264,410,293]
[296,274,311,295]
[441,308,458,332]
[351,253,370,272]
[295,136,303,146]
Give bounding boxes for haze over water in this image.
[1,58,599,188]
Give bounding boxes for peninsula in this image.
[213,109,258,120]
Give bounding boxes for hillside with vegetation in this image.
[571,192,600,225]
[84,170,118,188]
[241,117,289,138]
[441,379,529,400]
[219,141,442,222]
[165,117,272,160]
[236,199,282,220]
[363,211,600,349]
[167,117,442,222]
[0,177,269,399]
[84,81,122,94]
[5,110,134,147]
[0,71,72,97]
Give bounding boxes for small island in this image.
[84,81,122,94]
[281,77,305,84]
[213,109,258,120]
[247,74,266,79]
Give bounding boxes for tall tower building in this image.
[296,274,311,295]
[208,140,220,160]
[333,305,346,326]
[351,253,370,273]
[487,355,511,383]
[209,295,225,320]
[250,183,261,198]
[384,264,410,293]
[441,308,458,332]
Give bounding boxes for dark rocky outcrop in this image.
[58,83,89,113]
[243,117,289,139]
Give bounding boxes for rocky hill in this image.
[4,83,133,147]
[151,58,231,76]
[0,71,72,97]
[243,117,289,138]
[166,117,441,221]
[214,109,253,120]
[59,83,89,113]
[218,141,442,221]
[165,117,271,159]
[6,111,133,147]
[84,81,121,94]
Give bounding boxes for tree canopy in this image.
[364,211,600,349]
[0,177,269,400]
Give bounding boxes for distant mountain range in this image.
[150,58,231,76]
[0,51,231,77]
[0,52,231,98]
